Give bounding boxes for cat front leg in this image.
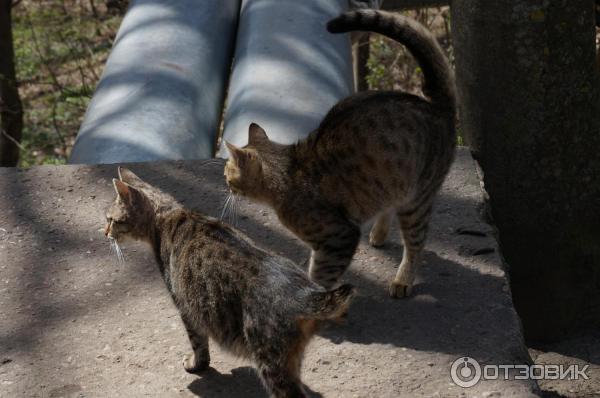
[307,222,360,289]
[181,315,210,374]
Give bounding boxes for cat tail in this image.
[327,9,456,114]
[307,284,355,320]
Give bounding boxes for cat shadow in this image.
[187,367,322,398]
[319,249,483,349]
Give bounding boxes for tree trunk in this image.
[0,0,23,167]
[452,0,600,341]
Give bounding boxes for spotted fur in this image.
[224,10,456,298]
[104,167,354,398]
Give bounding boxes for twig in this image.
[1,128,26,152]
[50,96,67,150]
[83,41,100,81]
[56,30,92,94]
[22,4,65,93]
[89,0,99,19]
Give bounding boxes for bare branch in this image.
[1,128,25,151]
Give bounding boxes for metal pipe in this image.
[217,0,354,155]
[69,0,240,164]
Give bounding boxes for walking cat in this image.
[104,167,354,398]
[224,10,456,298]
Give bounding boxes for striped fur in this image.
[104,167,355,398]
[224,10,456,298]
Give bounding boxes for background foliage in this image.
[12,4,598,167]
[12,0,121,167]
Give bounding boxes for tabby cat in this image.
[224,10,456,298]
[104,167,354,398]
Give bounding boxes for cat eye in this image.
[106,217,124,225]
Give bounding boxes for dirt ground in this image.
[0,148,587,397]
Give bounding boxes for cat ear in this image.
[118,167,144,186]
[113,178,149,209]
[225,141,244,161]
[113,178,131,201]
[248,123,269,146]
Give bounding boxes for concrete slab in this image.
[0,148,539,397]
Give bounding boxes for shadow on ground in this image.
[187,366,323,398]
[0,151,538,397]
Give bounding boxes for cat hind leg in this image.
[369,209,394,247]
[390,204,432,298]
[308,221,360,289]
[256,363,307,398]
[247,323,310,398]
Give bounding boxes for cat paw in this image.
[368,233,386,247]
[183,353,210,374]
[368,228,388,248]
[389,281,413,298]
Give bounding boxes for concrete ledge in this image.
[0,148,538,397]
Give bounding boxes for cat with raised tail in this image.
[224,10,456,298]
[104,167,354,398]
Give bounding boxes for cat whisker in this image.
[223,192,238,226]
[109,237,126,264]
[230,194,236,226]
[232,194,240,227]
[115,242,125,263]
[220,194,228,220]
[200,159,224,166]
[220,192,232,221]
[228,193,235,225]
